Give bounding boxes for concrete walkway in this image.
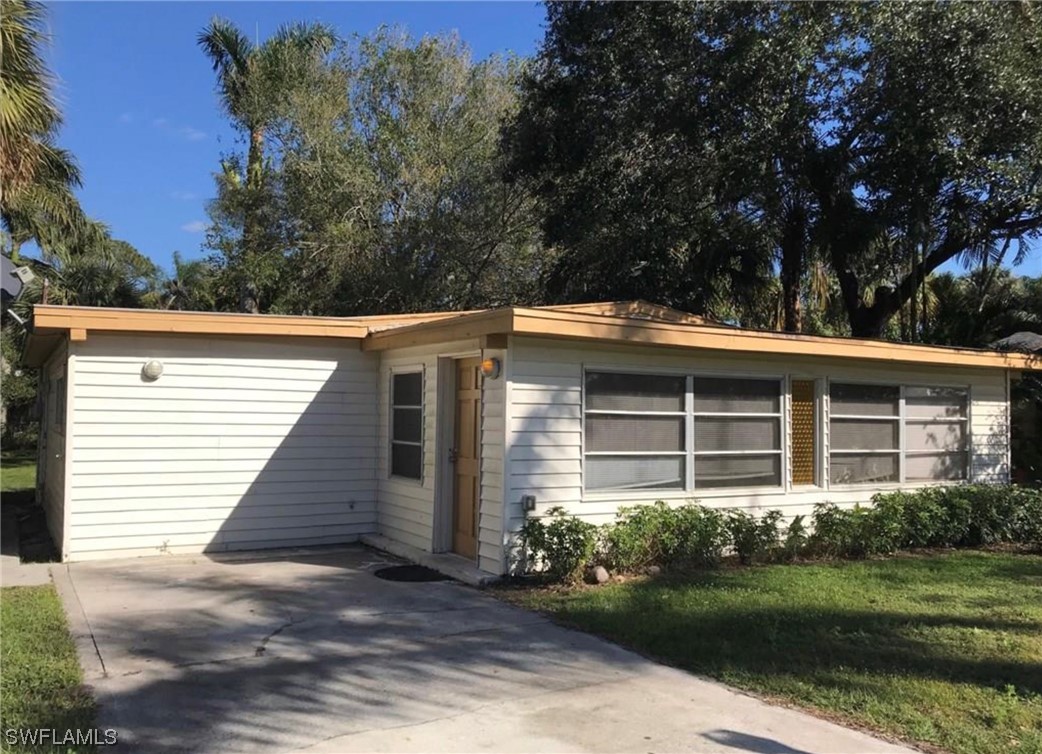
[55,546,917,754]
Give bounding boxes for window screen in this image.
[692,377,782,489]
[828,383,969,484]
[583,372,783,492]
[904,387,968,481]
[391,371,423,479]
[584,372,686,491]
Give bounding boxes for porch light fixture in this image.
[480,357,501,380]
[142,359,164,381]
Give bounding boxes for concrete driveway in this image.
[55,546,916,754]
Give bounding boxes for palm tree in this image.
[197,18,336,312]
[0,0,94,259]
[14,233,160,310]
[161,251,217,311]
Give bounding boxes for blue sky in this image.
[43,2,1040,277]
[45,1,546,272]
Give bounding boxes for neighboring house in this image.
[23,301,1038,579]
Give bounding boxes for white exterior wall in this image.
[64,333,379,560]
[376,340,507,575]
[504,336,1011,559]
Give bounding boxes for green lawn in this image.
[505,551,1042,754]
[1,451,36,494]
[0,585,96,753]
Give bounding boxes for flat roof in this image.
[23,301,1040,371]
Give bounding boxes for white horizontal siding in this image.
[479,347,507,575]
[376,340,506,574]
[505,336,1012,551]
[377,346,442,552]
[66,333,379,560]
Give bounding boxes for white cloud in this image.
[180,220,208,233]
[151,117,206,142]
[170,191,197,201]
[180,126,207,142]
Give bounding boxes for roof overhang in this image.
[363,306,1041,371]
[22,302,1040,372]
[23,305,370,367]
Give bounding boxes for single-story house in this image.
[23,301,1038,579]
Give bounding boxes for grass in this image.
[504,551,1042,754]
[0,585,96,753]
[1,451,36,494]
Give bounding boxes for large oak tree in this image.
[506,1,1042,336]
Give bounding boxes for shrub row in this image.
[517,485,1042,582]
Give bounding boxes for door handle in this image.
[448,448,459,463]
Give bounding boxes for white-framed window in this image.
[828,382,969,484]
[390,370,423,480]
[584,372,687,491]
[582,371,783,492]
[829,383,901,485]
[692,377,783,489]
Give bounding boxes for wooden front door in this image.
[452,357,482,559]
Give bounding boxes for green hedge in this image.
[516,485,1042,582]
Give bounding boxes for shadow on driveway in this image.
[56,546,915,754]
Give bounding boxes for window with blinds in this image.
[829,383,968,485]
[583,372,782,491]
[584,372,686,491]
[692,377,782,489]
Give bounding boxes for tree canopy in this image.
[505,1,1042,336]
[204,29,545,316]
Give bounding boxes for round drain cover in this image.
[373,565,451,582]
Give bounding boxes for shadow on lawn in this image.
[549,559,1042,697]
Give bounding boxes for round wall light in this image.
[142,359,164,381]
[480,357,501,380]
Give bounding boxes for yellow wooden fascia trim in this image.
[510,309,1040,371]
[31,305,369,340]
[361,308,515,352]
